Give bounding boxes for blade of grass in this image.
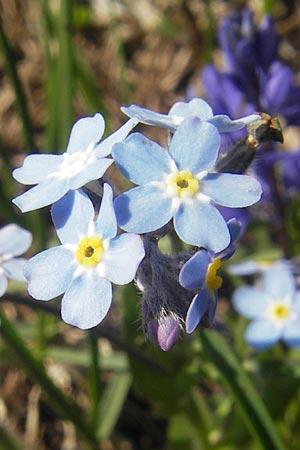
[88,331,101,430]
[96,371,132,441]
[0,17,36,152]
[0,310,97,447]
[200,329,287,450]
[0,424,25,450]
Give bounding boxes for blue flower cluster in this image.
[12,98,262,348]
[188,8,300,227]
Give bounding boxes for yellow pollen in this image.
[206,258,223,291]
[167,170,199,197]
[272,304,289,320]
[76,236,104,267]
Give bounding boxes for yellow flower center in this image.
[167,170,199,197]
[76,236,104,267]
[206,258,223,291]
[272,303,289,320]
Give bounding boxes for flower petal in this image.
[174,201,230,251]
[104,233,144,284]
[114,185,173,233]
[282,321,300,348]
[2,258,27,281]
[0,272,8,297]
[0,224,32,256]
[232,286,270,318]
[61,271,112,329]
[24,246,75,300]
[208,113,260,132]
[169,119,220,173]
[186,290,211,333]
[245,320,281,350]
[202,173,262,207]
[66,114,105,154]
[169,98,213,121]
[68,158,113,190]
[13,154,63,185]
[179,250,210,289]
[95,183,117,239]
[95,118,138,158]
[12,177,70,212]
[112,133,173,185]
[121,105,177,131]
[262,268,295,301]
[51,190,94,244]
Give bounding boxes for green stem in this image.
[88,331,101,430]
[0,310,98,448]
[200,329,287,450]
[0,17,37,152]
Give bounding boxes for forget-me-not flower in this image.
[0,224,32,296]
[180,219,241,333]
[113,117,262,252]
[12,114,137,212]
[121,98,259,133]
[232,267,300,350]
[24,184,145,329]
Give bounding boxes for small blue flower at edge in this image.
[121,97,260,133]
[0,224,32,297]
[24,184,145,330]
[12,115,138,213]
[180,219,241,333]
[113,117,262,252]
[232,267,300,350]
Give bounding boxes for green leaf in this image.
[199,330,287,450]
[96,371,132,441]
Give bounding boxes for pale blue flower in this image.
[0,224,32,296]
[24,184,145,329]
[232,267,300,349]
[113,118,262,252]
[180,219,241,333]
[228,259,290,276]
[121,98,259,133]
[12,114,137,212]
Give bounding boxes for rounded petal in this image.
[104,233,145,284]
[95,183,117,240]
[232,286,270,319]
[112,133,173,185]
[96,118,138,158]
[169,119,220,173]
[68,158,113,190]
[121,105,177,131]
[0,224,32,256]
[51,190,94,244]
[202,173,262,207]
[169,98,213,120]
[12,177,69,212]
[66,114,105,154]
[0,272,8,297]
[262,268,295,301]
[282,321,300,347]
[114,185,173,233]
[174,201,230,252]
[2,258,27,281]
[24,246,75,300]
[179,250,210,289]
[228,261,265,275]
[186,290,211,333]
[13,154,63,185]
[208,113,260,132]
[292,291,300,313]
[245,320,281,350]
[61,271,112,329]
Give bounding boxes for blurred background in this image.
[0,1,300,449]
